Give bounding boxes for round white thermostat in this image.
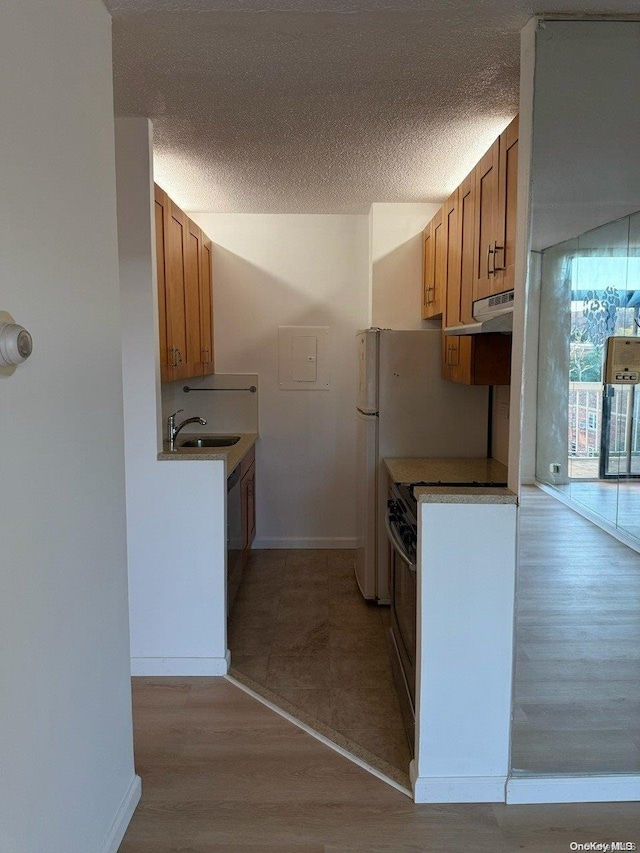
[0,312,33,370]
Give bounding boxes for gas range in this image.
[389,477,508,555]
[387,482,418,560]
[393,478,508,509]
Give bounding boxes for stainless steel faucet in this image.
[167,408,207,450]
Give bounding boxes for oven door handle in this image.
[385,511,417,574]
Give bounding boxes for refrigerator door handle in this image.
[385,511,416,573]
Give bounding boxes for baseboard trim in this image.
[252,537,357,549]
[130,652,230,676]
[412,773,507,803]
[507,774,640,804]
[98,774,142,853]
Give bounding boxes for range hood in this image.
[444,290,514,336]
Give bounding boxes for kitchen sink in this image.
[179,436,241,448]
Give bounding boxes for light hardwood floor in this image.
[513,486,640,774]
[555,478,640,539]
[118,677,640,852]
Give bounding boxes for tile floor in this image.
[227,549,412,784]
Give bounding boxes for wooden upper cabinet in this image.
[154,186,172,382]
[495,114,519,293]
[166,198,189,379]
[200,235,214,375]
[422,217,434,318]
[443,190,459,328]
[473,114,519,302]
[154,184,215,382]
[422,207,444,319]
[443,177,474,328]
[183,218,204,378]
[433,119,516,386]
[473,139,500,302]
[458,172,476,327]
[419,115,517,385]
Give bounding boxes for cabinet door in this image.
[443,189,460,328]
[422,208,444,319]
[442,334,475,384]
[432,209,446,318]
[182,218,204,378]
[166,199,189,377]
[200,235,214,375]
[154,185,172,382]
[494,114,519,295]
[441,333,456,381]
[473,139,500,302]
[458,171,476,326]
[422,222,434,319]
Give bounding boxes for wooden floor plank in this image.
[118,676,640,852]
[513,486,640,774]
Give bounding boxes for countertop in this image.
[384,456,508,486]
[384,456,517,505]
[414,485,517,504]
[158,432,258,474]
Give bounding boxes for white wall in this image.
[529,21,640,253]
[190,213,370,547]
[116,119,228,676]
[162,372,259,435]
[370,202,440,330]
[0,4,139,852]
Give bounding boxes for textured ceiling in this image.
[109,1,640,213]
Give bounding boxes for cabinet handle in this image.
[487,243,495,277]
[493,242,505,272]
[176,348,183,365]
[202,347,209,363]
[170,346,177,368]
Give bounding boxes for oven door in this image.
[386,510,416,706]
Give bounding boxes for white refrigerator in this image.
[355,328,490,602]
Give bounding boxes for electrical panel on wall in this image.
[604,336,640,384]
[278,326,330,390]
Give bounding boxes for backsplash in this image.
[161,373,259,437]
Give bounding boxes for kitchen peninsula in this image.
[385,456,518,803]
